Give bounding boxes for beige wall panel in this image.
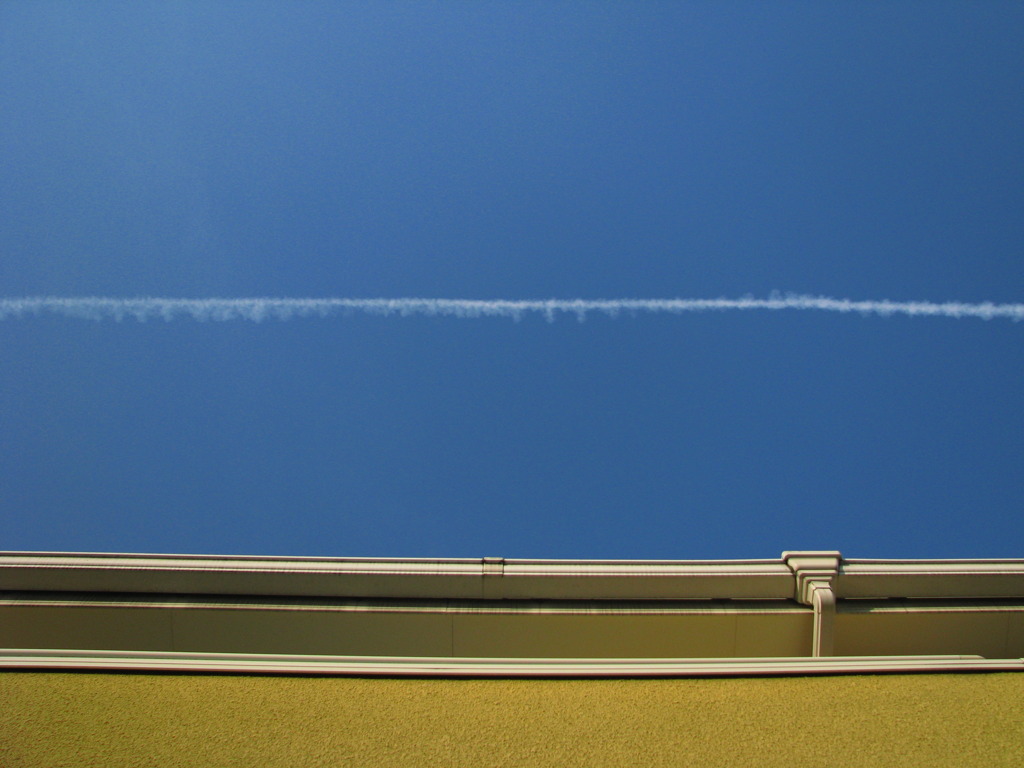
[0,606,173,651]
[1007,612,1024,657]
[169,608,453,656]
[3,672,1023,767]
[733,611,811,657]
[836,610,1011,657]
[452,613,740,658]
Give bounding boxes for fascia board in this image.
[2,649,1022,677]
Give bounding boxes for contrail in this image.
[0,295,1022,322]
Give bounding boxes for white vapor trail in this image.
[0,295,1022,322]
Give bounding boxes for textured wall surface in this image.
[3,672,1023,767]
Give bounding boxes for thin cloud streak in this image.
[1,295,1023,322]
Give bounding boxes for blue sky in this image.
[1,2,1021,559]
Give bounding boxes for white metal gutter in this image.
[3,550,1023,601]
[838,558,1024,598]
[0,552,796,600]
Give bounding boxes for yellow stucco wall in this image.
[3,672,1023,767]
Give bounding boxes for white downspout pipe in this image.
[783,551,842,657]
